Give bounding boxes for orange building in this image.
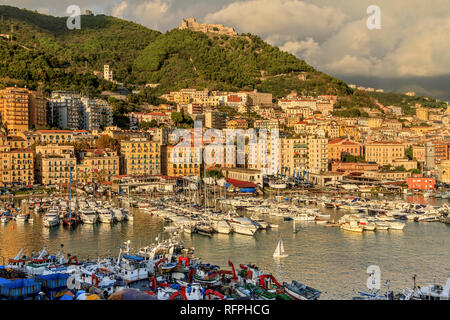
[407,175,435,190]
[0,87,47,133]
[328,138,362,161]
[161,144,202,177]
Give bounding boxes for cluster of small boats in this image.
[134,199,273,237]
[31,197,133,227]
[0,234,321,301]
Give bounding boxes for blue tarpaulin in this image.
[238,188,255,193]
[123,255,144,262]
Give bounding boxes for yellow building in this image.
[226,119,248,130]
[437,160,450,183]
[308,135,328,173]
[161,144,202,177]
[368,118,383,128]
[77,149,120,183]
[35,145,76,186]
[416,107,429,121]
[0,144,34,187]
[120,139,161,176]
[0,87,29,134]
[339,125,360,141]
[280,137,309,173]
[365,142,405,166]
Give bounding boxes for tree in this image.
[405,146,413,160]
[95,135,121,153]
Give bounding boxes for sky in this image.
[2,0,450,100]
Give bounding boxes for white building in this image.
[104,65,113,82]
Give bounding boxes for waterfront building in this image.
[77,149,120,183]
[0,143,34,187]
[220,167,263,186]
[363,170,411,181]
[365,141,406,166]
[331,162,379,174]
[35,145,76,186]
[406,175,435,190]
[120,138,161,176]
[161,144,202,177]
[280,137,309,174]
[308,134,328,173]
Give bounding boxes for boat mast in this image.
[69,164,72,219]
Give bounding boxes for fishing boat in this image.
[411,276,450,300]
[340,220,363,233]
[273,237,288,259]
[283,280,321,300]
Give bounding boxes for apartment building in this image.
[120,139,161,176]
[0,87,46,134]
[77,149,120,183]
[0,142,34,187]
[161,144,202,177]
[280,137,309,174]
[308,135,328,173]
[35,145,76,186]
[28,90,47,129]
[204,110,226,129]
[81,98,113,130]
[365,142,405,166]
[48,92,83,130]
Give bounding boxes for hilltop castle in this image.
[179,18,237,36]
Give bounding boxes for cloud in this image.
[204,0,450,79]
[205,0,347,44]
[111,0,169,29]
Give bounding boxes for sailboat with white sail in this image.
[273,237,288,258]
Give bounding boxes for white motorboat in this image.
[294,213,315,221]
[111,208,124,222]
[229,217,258,236]
[388,222,405,230]
[98,209,113,223]
[43,211,60,227]
[216,220,232,234]
[80,208,98,224]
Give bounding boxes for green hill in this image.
[0,5,445,118]
[0,5,160,91]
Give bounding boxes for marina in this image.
[0,193,448,300]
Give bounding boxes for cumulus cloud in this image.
[3,0,450,96]
[111,0,169,29]
[204,0,450,79]
[205,0,347,44]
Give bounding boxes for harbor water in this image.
[0,195,449,299]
